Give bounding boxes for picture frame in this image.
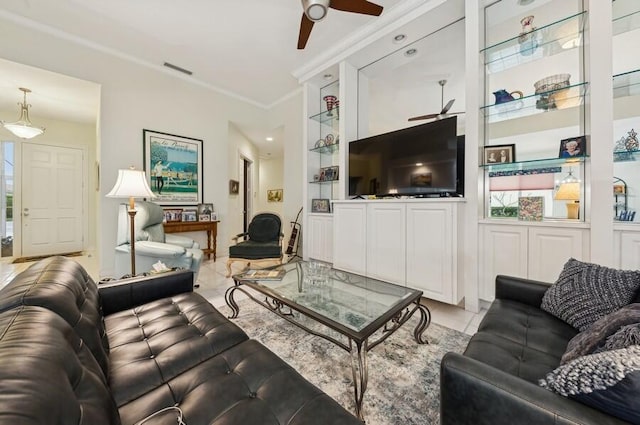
[163,208,183,223]
[559,136,586,158]
[483,144,516,164]
[311,198,331,213]
[197,203,214,216]
[229,179,239,195]
[143,129,203,206]
[320,166,339,181]
[182,209,197,222]
[198,214,211,222]
[518,196,544,221]
[267,189,283,202]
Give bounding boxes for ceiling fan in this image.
[297,0,384,50]
[408,80,464,122]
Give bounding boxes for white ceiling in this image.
[0,0,469,155]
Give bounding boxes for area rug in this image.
[12,251,83,264]
[220,300,470,425]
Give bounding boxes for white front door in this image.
[21,143,84,257]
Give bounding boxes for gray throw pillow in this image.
[540,345,640,424]
[562,303,640,364]
[541,258,640,331]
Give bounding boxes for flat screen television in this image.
[348,117,464,197]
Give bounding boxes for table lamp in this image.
[554,170,580,219]
[106,167,155,275]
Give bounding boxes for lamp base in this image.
[565,202,579,219]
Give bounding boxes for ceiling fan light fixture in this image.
[302,0,329,21]
[1,88,45,139]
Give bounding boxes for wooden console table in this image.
[163,220,219,261]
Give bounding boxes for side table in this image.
[163,220,219,260]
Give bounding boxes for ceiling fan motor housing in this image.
[302,0,330,21]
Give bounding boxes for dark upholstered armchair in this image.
[226,213,283,277]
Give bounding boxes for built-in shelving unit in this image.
[481,1,587,222]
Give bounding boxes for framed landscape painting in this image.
[143,129,203,205]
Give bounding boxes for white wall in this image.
[258,156,284,217]
[227,123,260,253]
[0,15,269,276]
[268,92,304,253]
[0,111,98,255]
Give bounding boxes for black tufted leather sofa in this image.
[440,275,632,425]
[0,256,361,425]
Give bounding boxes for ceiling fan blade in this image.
[297,14,315,49]
[330,0,383,16]
[440,99,455,114]
[408,113,439,122]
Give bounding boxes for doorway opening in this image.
[0,141,14,258]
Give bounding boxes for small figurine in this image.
[625,129,639,151]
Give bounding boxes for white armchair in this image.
[114,201,203,279]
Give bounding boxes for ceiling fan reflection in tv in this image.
[408,80,465,122]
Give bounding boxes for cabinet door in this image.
[406,204,454,303]
[528,227,588,283]
[332,203,367,274]
[366,203,405,284]
[479,225,528,302]
[619,231,640,270]
[308,215,332,262]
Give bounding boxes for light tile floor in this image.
[0,254,488,335]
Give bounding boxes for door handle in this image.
[23,208,29,217]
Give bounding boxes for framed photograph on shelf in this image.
[198,214,211,222]
[163,208,183,223]
[320,166,339,181]
[483,144,516,165]
[229,179,239,194]
[143,129,203,206]
[267,189,283,202]
[197,203,213,216]
[182,210,197,222]
[559,136,586,158]
[311,199,331,213]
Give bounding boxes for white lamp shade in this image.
[554,182,580,201]
[106,168,155,199]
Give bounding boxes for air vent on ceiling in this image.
[163,62,193,76]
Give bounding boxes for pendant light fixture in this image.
[1,88,45,139]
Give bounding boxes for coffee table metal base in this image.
[225,283,431,421]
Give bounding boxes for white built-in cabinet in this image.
[306,214,333,263]
[332,202,367,275]
[614,226,640,270]
[333,200,463,305]
[479,223,589,301]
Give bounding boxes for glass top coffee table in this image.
[225,261,431,421]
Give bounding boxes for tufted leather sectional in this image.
[440,275,633,425]
[0,256,361,425]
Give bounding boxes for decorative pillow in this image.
[540,345,640,424]
[541,258,640,331]
[562,303,640,364]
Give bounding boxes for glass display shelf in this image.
[613,69,640,99]
[309,107,340,124]
[613,8,640,36]
[481,82,588,124]
[480,156,587,172]
[482,12,586,74]
[309,142,339,155]
[614,148,640,162]
[309,179,339,184]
